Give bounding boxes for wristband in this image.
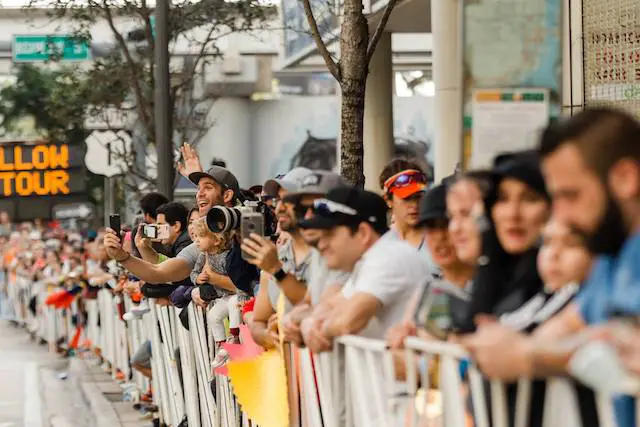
[273,267,287,282]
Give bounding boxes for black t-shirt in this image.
[168,230,192,288]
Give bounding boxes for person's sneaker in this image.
[211,348,230,369]
[123,302,151,322]
[227,335,240,345]
[139,411,154,421]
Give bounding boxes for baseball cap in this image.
[189,166,240,198]
[491,150,548,200]
[263,167,313,196]
[299,187,389,234]
[417,184,448,226]
[383,169,427,199]
[282,171,349,203]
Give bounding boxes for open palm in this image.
[176,143,203,178]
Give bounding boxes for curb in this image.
[70,358,122,427]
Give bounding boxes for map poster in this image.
[462,0,562,164]
[470,89,550,168]
[582,0,640,118]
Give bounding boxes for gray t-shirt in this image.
[267,239,313,312]
[177,242,200,269]
[308,249,351,305]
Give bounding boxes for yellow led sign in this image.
[0,144,72,197]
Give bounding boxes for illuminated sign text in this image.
[0,144,73,197]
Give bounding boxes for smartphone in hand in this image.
[413,282,450,341]
[109,214,121,240]
[240,212,264,261]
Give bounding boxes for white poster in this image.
[471,88,550,168]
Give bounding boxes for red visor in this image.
[384,170,427,199]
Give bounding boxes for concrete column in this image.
[363,32,394,192]
[431,0,463,182]
[199,97,252,186]
[562,0,584,116]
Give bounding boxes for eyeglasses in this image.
[384,170,427,192]
[313,199,358,217]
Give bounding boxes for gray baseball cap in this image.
[283,170,349,203]
[263,167,313,196]
[189,166,240,198]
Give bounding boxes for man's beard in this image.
[582,196,628,256]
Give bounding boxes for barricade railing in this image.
[293,335,620,427]
[9,269,624,427]
[86,293,254,427]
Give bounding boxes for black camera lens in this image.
[206,206,241,232]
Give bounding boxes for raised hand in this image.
[176,143,203,178]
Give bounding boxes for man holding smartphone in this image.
[130,192,170,259]
[104,159,257,296]
[240,168,315,349]
[136,202,192,263]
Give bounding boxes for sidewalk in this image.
[71,355,150,427]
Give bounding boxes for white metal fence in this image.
[2,268,627,427]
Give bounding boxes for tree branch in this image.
[301,0,341,81]
[366,0,398,63]
[100,0,151,126]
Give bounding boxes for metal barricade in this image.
[292,335,618,427]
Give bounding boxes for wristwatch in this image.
[273,267,287,282]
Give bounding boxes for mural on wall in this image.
[253,96,435,184]
[288,131,434,181]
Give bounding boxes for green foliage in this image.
[0,63,90,143]
[21,0,275,144]
[14,0,274,190]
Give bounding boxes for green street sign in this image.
[150,16,156,39]
[12,35,91,62]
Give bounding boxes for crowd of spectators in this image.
[2,106,640,427]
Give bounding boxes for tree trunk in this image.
[340,82,366,187]
[339,0,369,188]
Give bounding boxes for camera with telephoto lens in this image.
[205,202,276,236]
[206,202,277,260]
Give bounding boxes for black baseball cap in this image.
[418,184,448,226]
[298,186,389,234]
[189,166,240,199]
[491,150,548,200]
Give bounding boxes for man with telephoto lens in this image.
[130,192,169,259]
[103,146,258,296]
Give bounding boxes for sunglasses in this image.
[313,199,358,217]
[384,170,427,192]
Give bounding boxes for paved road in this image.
[0,320,93,427]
